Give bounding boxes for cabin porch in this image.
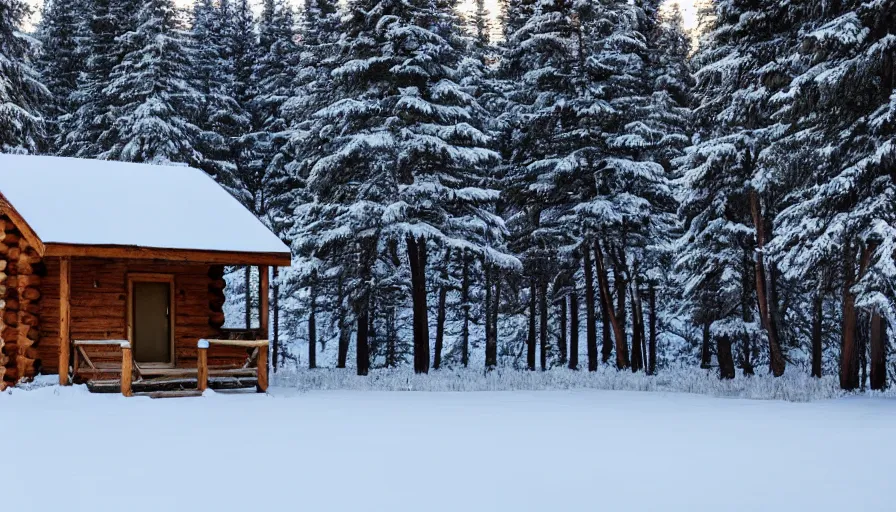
[73,335,269,397]
[46,255,274,397]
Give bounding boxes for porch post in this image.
[258,265,269,338]
[258,266,269,392]
[58,256,71,385]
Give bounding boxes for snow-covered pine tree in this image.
[0,0,48,153]
[585,0,687,373]
[767,0,896,390]
[676,0,799,378]
[277,0,342,369]
[292,0,511,375]
[245,0,299,236]
[101,0,200,164]
[190,0,250,183]
[35,0,89,152]
[59,0,137,157]
[499,0,598,371]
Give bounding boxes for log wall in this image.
[37,258,240,379]
[0,216,43,389]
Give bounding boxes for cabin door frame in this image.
[127,273,176,368]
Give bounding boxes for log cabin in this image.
[0,154,291,396]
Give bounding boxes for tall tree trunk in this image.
[527,280,537,370]
[406,236,430,374]
[582,245,598,371]
[569,291,579,370]
[462,251,470,367]
[539,282,548,371]
[490,270,501,366]
[594,240,630,369]
[386,307,396,368]
[336,277,351,369]
[601,305,612,364]
[749,189,785,377]
[484,264,497,369]
[355,242,374,376]
[272,267,280,372]
[559,293,568,366]
[647,284,656,375]
[740,260,755,376]
[614,266,627,361]
[629,280,644,373]
[840,241,859,390]
[811,285,823,378]
[700,321,711,369]
[870,312,887,390]
[433,248,451,370]
[308,281,317,369]
[356,303,369,376]
[717,334,735,380]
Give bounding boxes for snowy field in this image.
[5,380,895,512]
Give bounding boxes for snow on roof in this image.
[0,154,290,255]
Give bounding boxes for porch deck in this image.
[71,335,269,396]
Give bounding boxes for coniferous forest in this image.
[2,0,895,389]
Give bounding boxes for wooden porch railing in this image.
[72,340,138,397]
[197,339,269,393]
[74,337,268,396]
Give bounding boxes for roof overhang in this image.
[0,193,291,267]
[43,243,292,267]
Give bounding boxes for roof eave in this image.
[43,243,291,267]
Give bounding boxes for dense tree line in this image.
[1,0,893,389]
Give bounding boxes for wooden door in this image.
[133,281,172,365]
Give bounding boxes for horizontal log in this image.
[205,339,269,348]
[22,287,39,301]
[17,275,39,287]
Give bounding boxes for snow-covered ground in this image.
[4,383,894,512]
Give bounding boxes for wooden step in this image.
[86,376,257,394]
[138,390,204,399]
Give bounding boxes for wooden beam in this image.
[0,192,45,256]
[58,256,71,386]
[120,342,133,397]
[197,342,208,393]
[259,265,269,339]
[44,243,290,267]
[202,339,269,348]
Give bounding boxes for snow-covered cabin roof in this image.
[0,154,290,266]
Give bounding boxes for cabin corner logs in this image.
[0,215,43,389]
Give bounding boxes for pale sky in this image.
[25,0,699,36]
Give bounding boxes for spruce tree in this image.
[0,0,48,153]
[190,0,250,182]
[768,0,896,389]
[35,0,89,152]
[101,0,201,164]
[677,0,799,378]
